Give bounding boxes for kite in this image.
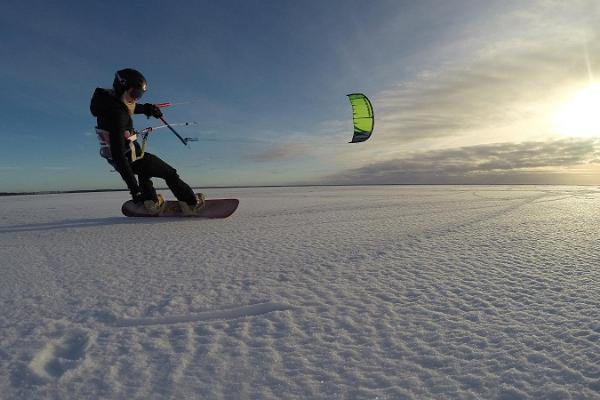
[347,93,374,143]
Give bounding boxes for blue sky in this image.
[1,0,600,192]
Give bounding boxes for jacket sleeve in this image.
[105,107,140,195]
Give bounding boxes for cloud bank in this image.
[322,138,600,185]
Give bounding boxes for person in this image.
[90,68,204,215]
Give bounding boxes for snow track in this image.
[112,302,293,328]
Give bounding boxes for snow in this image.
[1,185,599,399]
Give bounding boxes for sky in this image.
[1,0,600,192]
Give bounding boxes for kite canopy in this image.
[347,93,374,143]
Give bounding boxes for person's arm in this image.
[135,103,163,118]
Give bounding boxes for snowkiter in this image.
[90,68,204,215]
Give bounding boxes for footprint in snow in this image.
[29,329,92,381]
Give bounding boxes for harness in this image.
[95,128,142,164]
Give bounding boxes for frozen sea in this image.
[1,185,599,400]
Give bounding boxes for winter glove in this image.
[141,103,163,119]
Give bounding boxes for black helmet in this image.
[113,68,147,99]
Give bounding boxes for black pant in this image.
[130,152,197,204]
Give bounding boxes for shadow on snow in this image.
[0,217,177,234]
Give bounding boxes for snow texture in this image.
[1,186,599,400]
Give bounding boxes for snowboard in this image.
[122,198,239,218]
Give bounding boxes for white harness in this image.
[95,128,140,163]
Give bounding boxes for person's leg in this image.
[137,175,158,202]
[126,156,157,201]
[132,153,197,204]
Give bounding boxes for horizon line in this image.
[2,183,599,197]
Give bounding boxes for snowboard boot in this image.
[143,194,166,215]
[179,193,206,216]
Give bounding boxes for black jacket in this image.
[90,88,154,194]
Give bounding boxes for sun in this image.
[554,83,600,138]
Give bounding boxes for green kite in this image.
[347,93,374,143]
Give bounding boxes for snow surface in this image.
[1,186,599,400]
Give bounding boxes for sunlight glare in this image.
[555,83,600,138]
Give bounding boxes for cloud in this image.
[244,143,311,162]
[243,120,348,163]
[375,45,600,146]
[321,137,600,185]
[370,1,600,147]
